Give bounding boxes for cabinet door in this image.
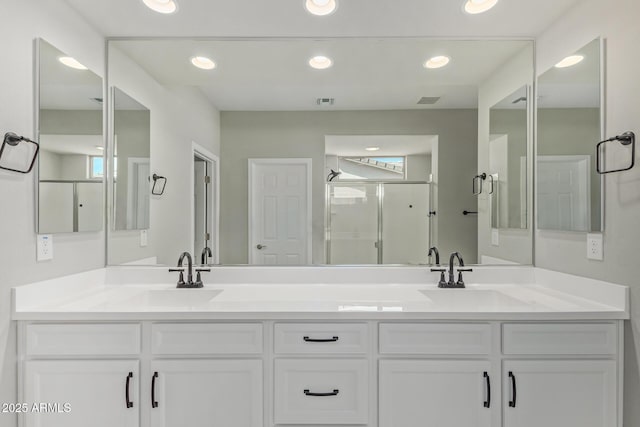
[379,360,493,427]
[24,360,139,427]
[503,360,617,427]
[150,359,262,427]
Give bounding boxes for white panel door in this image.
[24,360,139,427]
[150,359,262,427]
[537,155,590,231]
[503,360,616,427]
[77,182,103,232]
[194,158,208,258]
[249,159,311,265]
[379,360,493,427]
[382,183,430,264]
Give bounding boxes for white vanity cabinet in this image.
[150,360,263,427]
[379,360,493,427]
[502,360,617,427]
[18,320,623,427]
[24,360,139,427]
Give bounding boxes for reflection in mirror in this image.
[107,38,534,266]
[489,86,528,229]
[37,39,104,233]
[112,88,150,231]
[537,38,602,232]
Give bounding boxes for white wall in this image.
[477,45,534,264]
[107,47,221,265]
[0,2,106,427]
[534,0,640,424]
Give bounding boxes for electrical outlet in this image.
[37,234,53,261]
[140,230,148,247]
[491,229,500,246]
[587,233,603,260]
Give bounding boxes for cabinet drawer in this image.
[502,323,618,355]
[274,323,368,354]
[26,324,141,356]
[151,323,263,355]
[274,359,368,424]
[379,323,492,355]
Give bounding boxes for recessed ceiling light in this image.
[365,147,380,152]
[58,56,87,70]
[309,55,333,70]
[463,0,499,14]
[142,0,178,14]
[555,55,585,68]
[305,0,337,16]
[424,56,450,69]
[191,56,216,70]
[95,146,104,151]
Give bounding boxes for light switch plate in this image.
[140,230,148,247]
[37,234,53,261]
[491,229,500,246]
[587,233,603,260]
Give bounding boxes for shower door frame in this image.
[326,180,431,265]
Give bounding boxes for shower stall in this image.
[326,181,431,265]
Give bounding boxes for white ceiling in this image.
[325,135,435,157]
[63,0,580,39]
[39,39,103,110]
[538,38,601,108]
[113,39,530,111]
[40,134,104,156]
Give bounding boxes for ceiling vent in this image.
[417,96,440,105]
[316,98,335,106]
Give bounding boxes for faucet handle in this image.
[430,268,448,287]
[196,268,211,273]
[169,269,186,287]
[457,268,473,272]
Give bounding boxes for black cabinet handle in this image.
[303,336,339,343]
[483,372,491,408]
[508,371,517,408]
[303,389,339,397]
[125,372,133,408]
[151,372,159,408]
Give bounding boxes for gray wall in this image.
[535,0,640,424]
[537,108,601,231]
[220,110,477,265]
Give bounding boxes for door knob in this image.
[256,244,267,250]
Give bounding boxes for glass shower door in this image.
[327,183,379,264]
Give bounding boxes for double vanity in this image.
[12,266,628,427]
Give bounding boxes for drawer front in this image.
[274,323,368,354]
[502,323,618,355]
[274,359,368,424]
[26,323,141,356]
[151,323,263,355]
[379,323,492,355]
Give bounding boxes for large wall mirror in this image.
[537,38,603,232]
[106,38,534,267]
[37,39,104,234]
[112,87,151,231]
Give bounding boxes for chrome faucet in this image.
[169,251,210,288]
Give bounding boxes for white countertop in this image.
[12,266,629,321]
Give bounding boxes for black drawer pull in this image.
[303,336,339,343]
[125,372,133,408]
[151,372,159,408]
[303,389,339,397]
[483,371,491,408]
[508,371,517,408]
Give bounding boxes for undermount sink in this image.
[420,289,531,309]
[93,289,224,309]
